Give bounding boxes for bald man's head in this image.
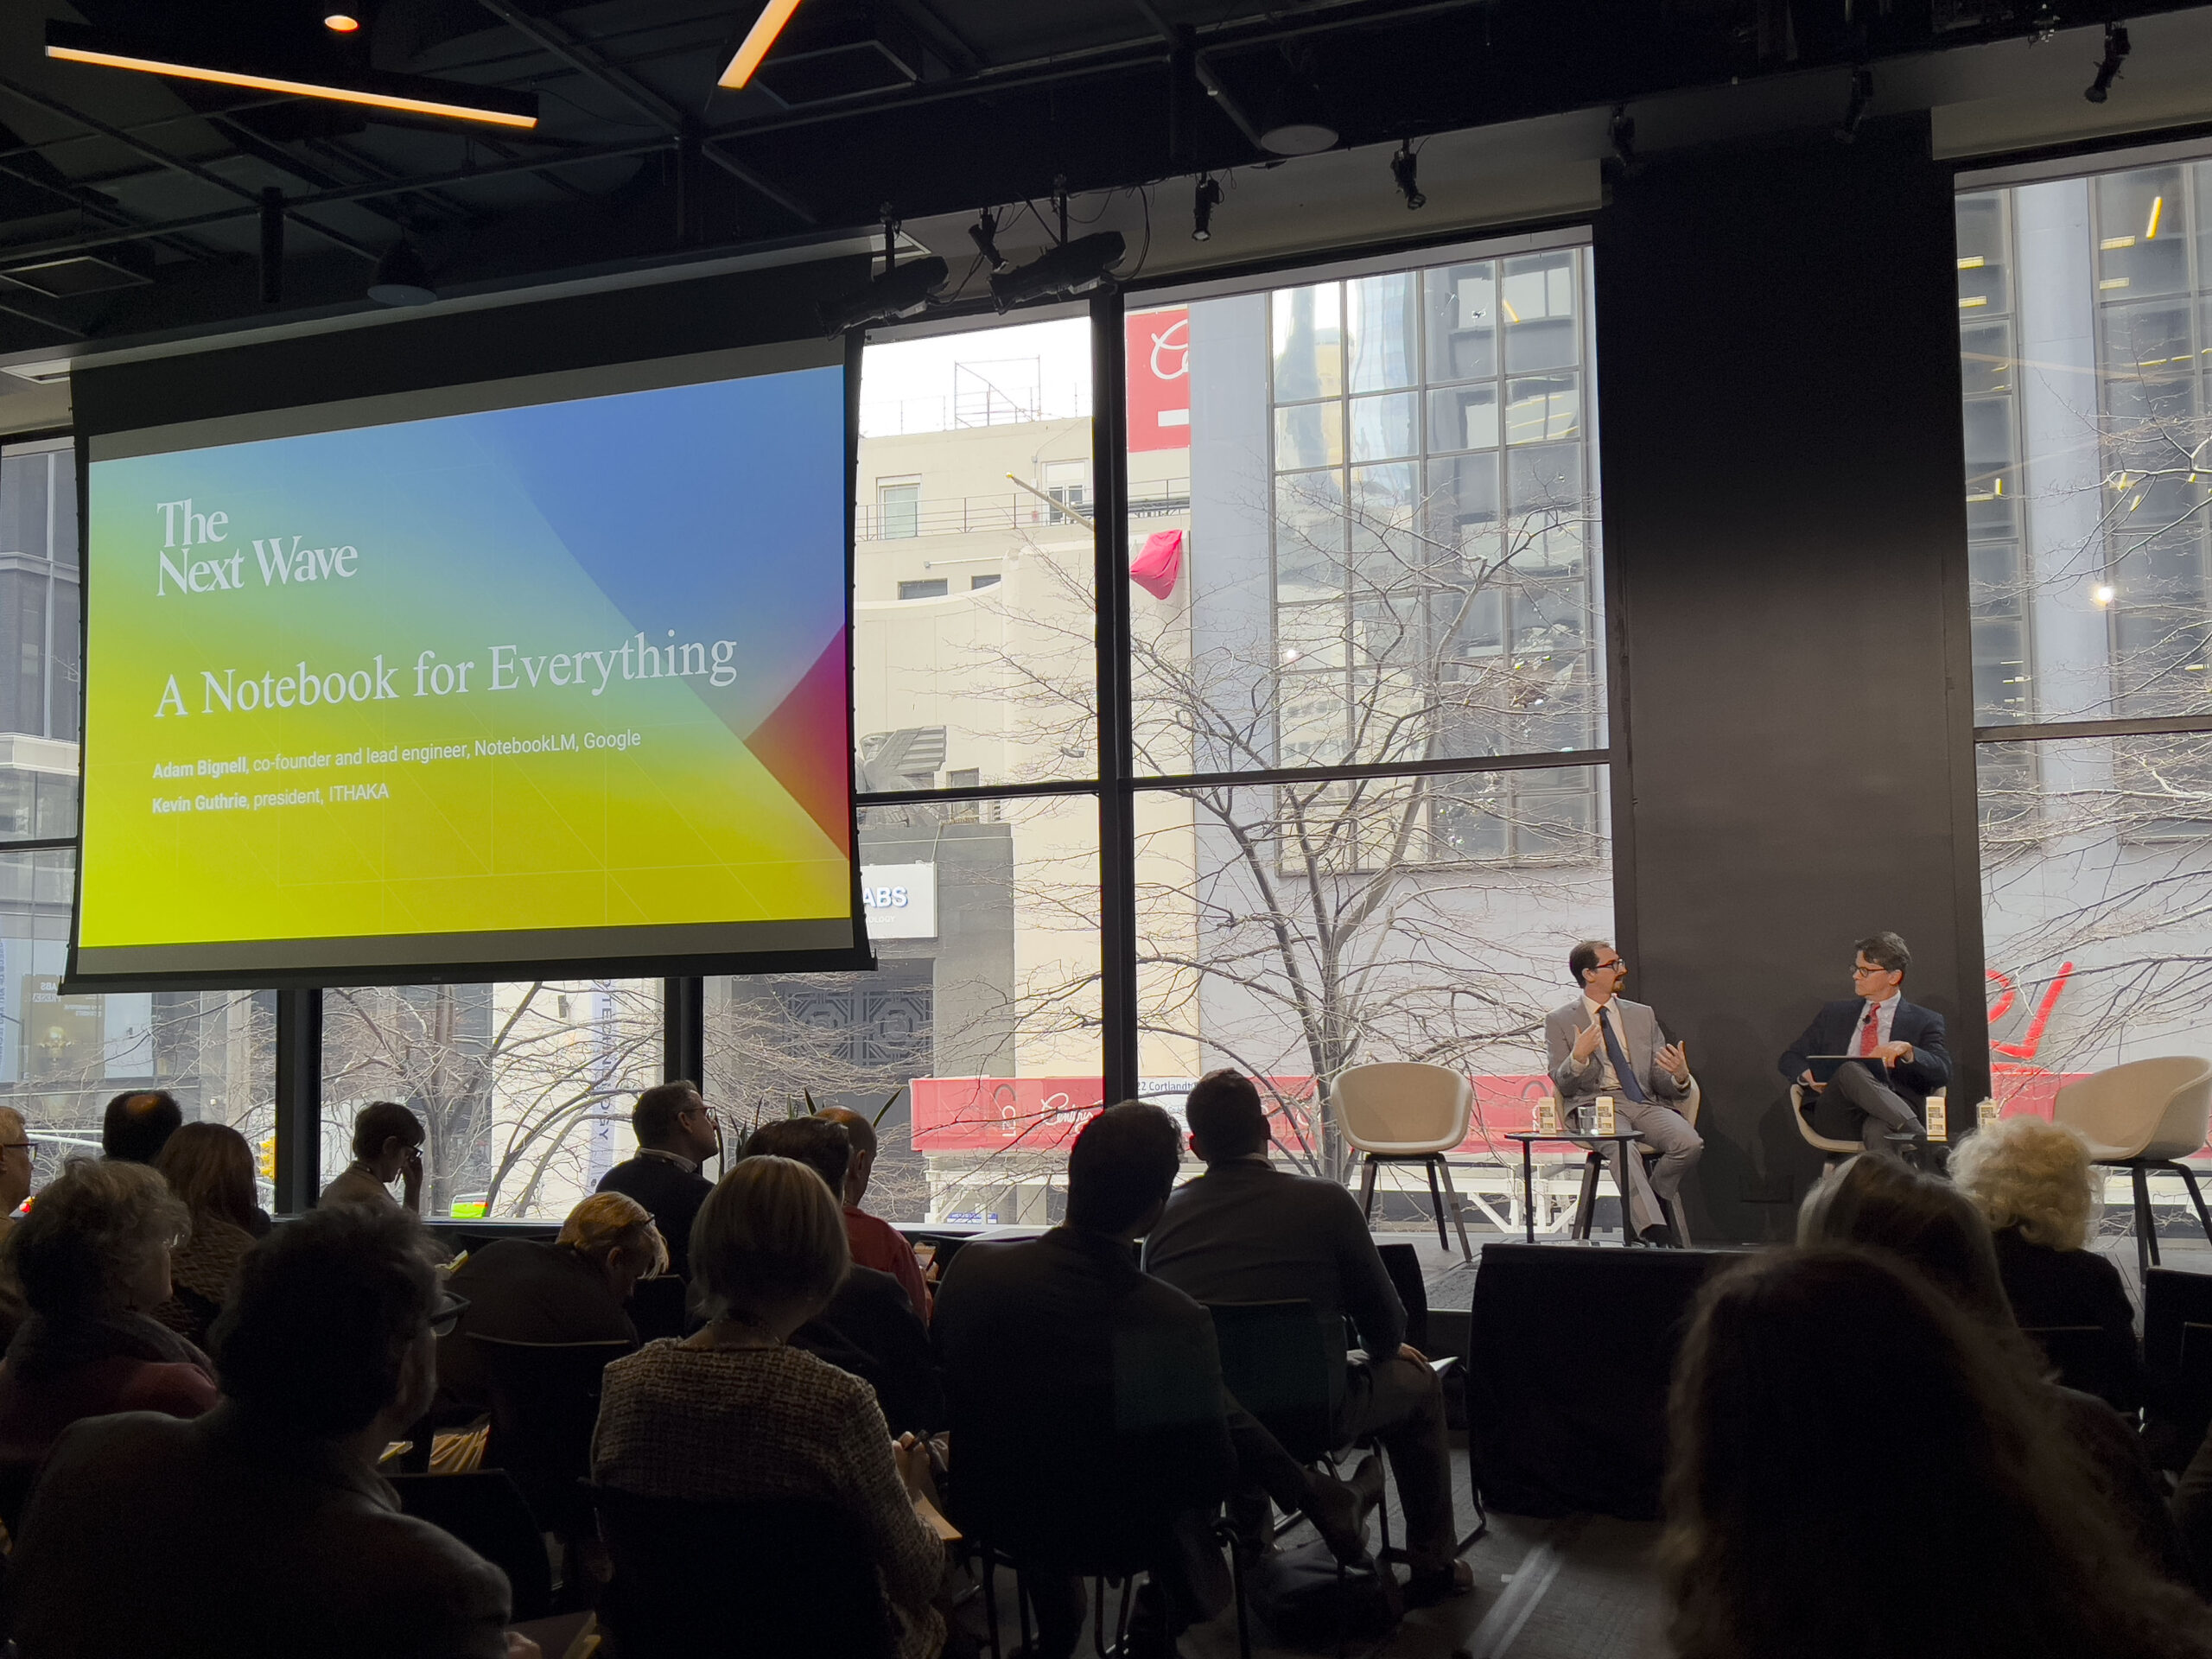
[813,1107,875,1205]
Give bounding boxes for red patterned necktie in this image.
[1858,1005,1880,1056]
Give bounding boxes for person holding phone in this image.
[1780,931,1950,1160]
[321,1100,427,1217]
[1544,940,1703,1246]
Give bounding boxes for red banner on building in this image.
[1127,308,1190,453]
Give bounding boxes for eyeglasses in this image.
[1850,963,1893,977]
[0,1141,35,1155]
[429,1293,469,1338]
[1593,957,1624,972]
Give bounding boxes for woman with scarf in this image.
[0,1158,215,1514]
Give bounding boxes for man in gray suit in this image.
[1543,939,1703,1246]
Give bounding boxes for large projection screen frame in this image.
[64,333,872,992]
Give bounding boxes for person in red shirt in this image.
[816,1107,931,1322]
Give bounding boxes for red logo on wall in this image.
[1127,308,1190,453]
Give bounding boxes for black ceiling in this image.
[0,0,2202,356]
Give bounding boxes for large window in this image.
[1959,163,2212,1163]
[21,238,1612,1226]
[1124,237,1611,1205]
[0,438,270,1190]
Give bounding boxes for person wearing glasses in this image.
[1546,941,1703,1246]
[8,1204,540,1659]
[1780,931,1951,1160]
[596,1080,721,1280]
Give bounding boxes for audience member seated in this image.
[8,1204,537,1659]
[592,1155,946,1659]
[437,1191,664,1411]
[1951,1113,2147,1413]
[1797,1155,2190,1586]
[0,1106,36,1345]
[0,1160,215,1476]
[744,1117,944,1436]
[1662,1249,2212,1659]
[1142,1070,1470,1604]
[936,1102,1239,1659]
[100,1089,181,1166]
[321,1100,427,1216]
[596,1080,718,1279]
[0,1105,34,1235]
[817,1105,931,1321]
[150,1123,268,1351]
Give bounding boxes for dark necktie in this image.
[1599,1007,1649,1104]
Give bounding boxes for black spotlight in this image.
[819,256,950,335]
[1610,105,1638,175]
[968,209,1007,272]
[989,231,1125,313]
[2086,22,2130,103]
[1192,175,1222,241]
[1834,66,1872,142]
[1390,141,1425,211]
[367,239,435,306]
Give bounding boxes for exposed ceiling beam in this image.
[0,72,385,264]
[0,137,678,268]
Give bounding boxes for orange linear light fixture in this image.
[47,40,537,130]
[721,0,804,90]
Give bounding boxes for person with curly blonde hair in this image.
[1952,1114,2145,1412]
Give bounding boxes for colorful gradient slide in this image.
[73,364,855,982]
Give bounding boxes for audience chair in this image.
[1570,1077,1700,1244]
[591,1487,893,1658]
[470,1335,632,1537]
[2145,1267,2212,1466]
[626,1275,690,1344]
[388,1470,553,1622]
[2020,1324,2139,1414]
[950,1370,1253,1659]
[1331,1064,1473,1262]
[2052,1057,2212,1282]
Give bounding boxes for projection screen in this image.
[68,341,863,988]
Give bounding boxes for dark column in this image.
[1597,118,1988,1243]
[273,987,322,1213]
[664,976,705,1086]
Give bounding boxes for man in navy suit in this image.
[1779,931,1951,1159]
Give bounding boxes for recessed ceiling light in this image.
[324,12,361,32]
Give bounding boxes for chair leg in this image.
[1436,1157,1474,1262]
[982,1552,1002,1659]
[1571,1153,1600,1240]
[1358,1157,1380,1223]
[2172,1161,2212,1252]
[1423,1158,1449,1250]
[2133,1166,2158,1281]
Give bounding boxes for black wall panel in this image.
[70,254,867,437]
[1596,118,1987,1242]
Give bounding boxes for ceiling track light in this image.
[45,21,537,129]
[1390,140,1425,211]
[2086,22,2130,104]
[820,213,948,334]
[969,208,1007,271]
[1610,105,1640,175]
[988,231,1125,314]
[1192,175,1223,241]
[1834,66,1872,143]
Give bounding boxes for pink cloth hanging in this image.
[1130,529,1184,600]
